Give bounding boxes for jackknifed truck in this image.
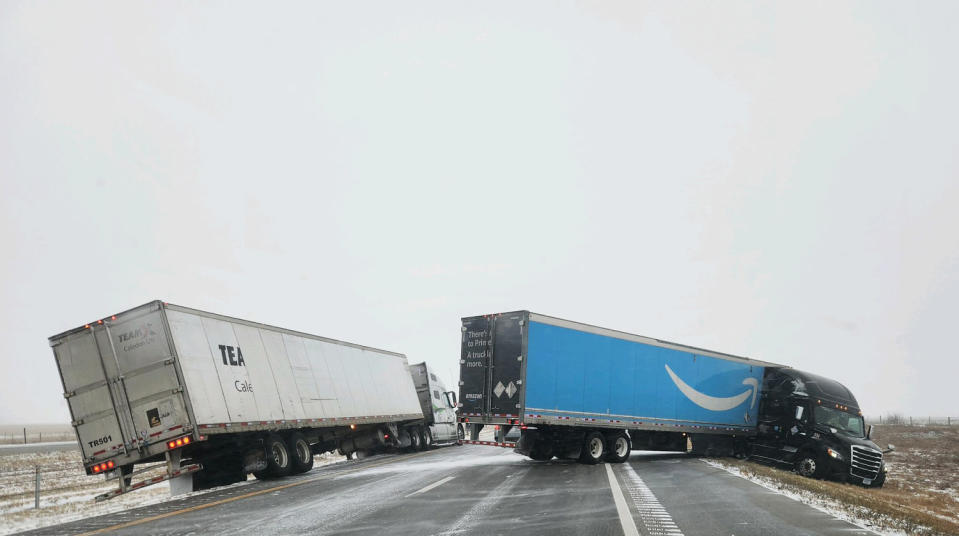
[458,310,890,487]
[49,300,456,500]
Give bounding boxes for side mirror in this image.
[794,406,804,421]
[883,444,895,454]
[444,391,457,408]
[867,424,873,439]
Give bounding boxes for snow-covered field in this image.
[0,448,344,535]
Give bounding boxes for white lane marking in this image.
[440,470,525,535]
[605,464,640,536]
[405,475,456,497]
[622,463,684,536]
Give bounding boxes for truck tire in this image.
[254,434,292,479]
[604,432,630,464]
[288,433,314,474]
[409,428,422,451]
[423,428,433,449]
[528,442,553,461]
[795,452,825,479]
[457,424,465,442]
[579,431,605,464]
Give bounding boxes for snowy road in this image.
[19,446,878,536]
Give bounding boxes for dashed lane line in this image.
[605,463,641,536]
[405,475,455,497]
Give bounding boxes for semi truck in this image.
[457,310,889,487]
[49,300,453,500]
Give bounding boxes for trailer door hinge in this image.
[460,360,465,365]
[64,391,76,399]
[71,419,85,426]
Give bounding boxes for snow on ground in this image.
[0,442,75,451]
[703,459,908,536]
[0,449,343,535]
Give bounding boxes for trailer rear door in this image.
[51,303,191,464]
[458,312,527,417]
[459,316,491,415]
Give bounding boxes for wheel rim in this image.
[615,437,629,458]
[426,431,432,446]
[296,440,310,464]
[589,437,604,458]
[799,458,816,476]
[272,444,288,467]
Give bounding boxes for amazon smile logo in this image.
[664,364,758,412]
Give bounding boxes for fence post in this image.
[23,428,27,444]
[34,466,40,509]
[879,415,882,424]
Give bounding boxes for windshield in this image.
[814,406,865,438]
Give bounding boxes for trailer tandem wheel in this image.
[254,433,293,479]
[579,431,606,464]
[604,432,630,464]
[288,433,314,474]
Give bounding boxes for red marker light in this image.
[84,324,91,329]
[111,315,117,321]
[167,441,176,449]
[92,465,100,473]
[107,460,115,469]
[97,319,103,325]
[384,434,390,439]
[182,437,190,445]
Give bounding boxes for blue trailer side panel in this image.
[524,321,764,430]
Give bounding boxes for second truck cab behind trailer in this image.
[408,362,460,446]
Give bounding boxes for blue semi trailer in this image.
[458,311,889,486]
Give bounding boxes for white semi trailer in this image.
[49,301,435,500]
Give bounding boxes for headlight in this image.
[827,447,844,460]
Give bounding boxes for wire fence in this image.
[0,429,75,445]
[0,458,167,512]
[865,416,957,426]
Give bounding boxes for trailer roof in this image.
[50,300,407,359]
[464,310,782,368]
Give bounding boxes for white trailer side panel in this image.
[166,311,231,424]
[166,307,423,427]
[232,323,285,420]
[259,329,306,420]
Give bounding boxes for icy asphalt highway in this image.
[21,446,877,536]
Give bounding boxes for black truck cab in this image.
[750,368,888,487]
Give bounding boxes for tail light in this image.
[91,460,115,473]
[167,436,192,449]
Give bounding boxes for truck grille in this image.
[850,445,882,480]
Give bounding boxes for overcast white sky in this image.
[2,1,957,424]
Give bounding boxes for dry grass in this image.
[715,424,959,536]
